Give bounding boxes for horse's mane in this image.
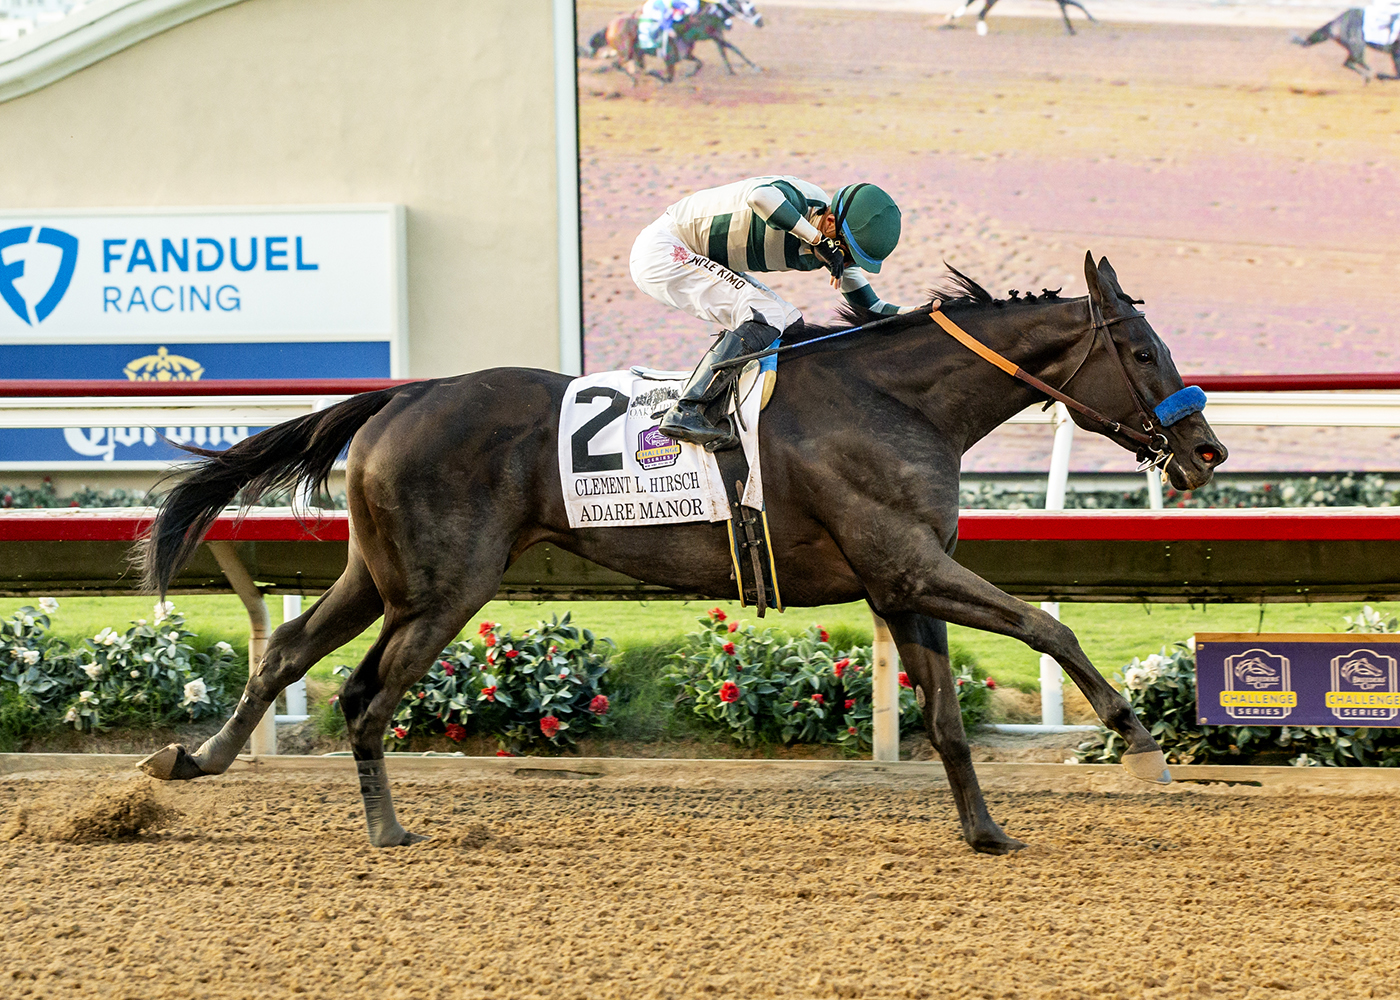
[798,263,1067,341]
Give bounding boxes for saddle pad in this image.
[557,365,766,529]
[1364,4,1400,46]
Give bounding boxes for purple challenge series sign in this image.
[1195,633,1400,728]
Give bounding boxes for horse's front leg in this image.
[864,546,1169,784]
[721,38,759,71]
[883,611,1025,855]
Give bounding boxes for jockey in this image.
[637,0,699,56]
[631,176,902,448]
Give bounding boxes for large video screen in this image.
[573,0,1395,474]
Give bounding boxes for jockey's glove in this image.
[811,237,846,281]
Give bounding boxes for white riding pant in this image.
[629,214,802,334]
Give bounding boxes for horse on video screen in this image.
[584,1,762,82]
[136,254,1226,856]
[945,0,1096,36]
[1293,6,1400,81]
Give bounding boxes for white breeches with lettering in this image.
[629,214,802,333]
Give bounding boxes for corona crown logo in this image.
[0,226,79,325]
[123,346,205,381]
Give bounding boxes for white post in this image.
[870,613,900,762]
[1038,403,1075,726]
[1146,468,1164,509]
[208,541,276,757]
[281,595,307,720]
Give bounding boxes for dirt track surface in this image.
[4,773,1399,999]
[578,2,1400,473]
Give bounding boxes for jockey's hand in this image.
[811,237,845,282]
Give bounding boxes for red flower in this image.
[504,649,520,659]
[811,693,825,705]
[445,723,467,742]
[392,726,408,739]
[723,642,736,655]
[957,677,966,687]
[486,653,495,665]
[728,621,738,633]
[481,685,497,702]
[833,657,850,678]
[719,681,740,703]
[540,715,561,738]
[484,633,497,647]
[495,749,514,757]
[417,691,426,699]
[442,660,455,676]
[792,701,801,708]
[710,608,727,622]
[986,677,997,689]
[819,628,829,643]
[898,672,913,689]
[549,645,559,656]
[589,694,610,715]
[844,698,855,710]
[848,726,858,735]
[478,621,496,636]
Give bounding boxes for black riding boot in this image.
[659,318,781,449]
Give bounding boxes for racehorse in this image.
[584,1,761,82]
[679,0,764,75]
[945,0,1096,36]
[137,253,1227,856]
[1293,7,1400,81]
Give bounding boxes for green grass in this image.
[6,595,1396,707]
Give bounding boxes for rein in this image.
[713,301,1206,464]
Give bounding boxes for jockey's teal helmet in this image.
[831,183,901,274]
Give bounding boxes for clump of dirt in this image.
[2,779,179,843]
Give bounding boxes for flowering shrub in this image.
[340,614,614,753]
[1076,628,1400,767]
[666,611,992,748]
[0,601,236,732]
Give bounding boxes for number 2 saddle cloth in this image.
[556,354,782,613]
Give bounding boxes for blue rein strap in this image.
[1153,385,1207,427]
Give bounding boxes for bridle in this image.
[713,297,1207,471]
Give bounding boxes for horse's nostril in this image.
[1197,446,1219,465]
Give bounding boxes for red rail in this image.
[5,508,1400,544]
[0,374,1399,397]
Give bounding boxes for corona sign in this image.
[1196,633,1400,728]
[0,205,405,468]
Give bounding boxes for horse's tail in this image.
[139,385,410,597]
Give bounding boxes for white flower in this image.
[38,597,59,615]
[153,600,175,624]
[1063,758,1078,765]
[1186,635,1197,651]
[63,706,78,723]
[1123,665,1151,691]
[94,627,117,646]
[182,678,209,706]
[78,690,96,704]
[18,649,40,667]
[81,663,102,680]
[129,670,140,679]
[214,641,233,653]
[1142,653,1165,679]
[167,631,180,642]
[141,654,153,663]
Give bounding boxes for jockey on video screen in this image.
[630,176,903,448]
[637,0,700,57]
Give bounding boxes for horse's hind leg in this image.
[139,546,385,781]
[884,611,1024,855]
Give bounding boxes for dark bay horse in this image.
[584,1,761,82]
[679,0,764,75]
[945,0,1095,36]
[1293,7,1400,81]
[137,254,1227,855]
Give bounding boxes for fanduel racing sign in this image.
[1196,633,1400,728]
[0,205,405,468]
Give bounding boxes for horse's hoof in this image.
[137,743,207,781]
[971,834,1027,856]
[1122,748,1171,785]
[372,829,429,847]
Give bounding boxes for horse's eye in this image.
[1134,350,1153,364]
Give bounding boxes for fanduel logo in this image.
[0,225,79,325]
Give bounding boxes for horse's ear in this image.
[1083,251,1105,307]
[1096,255,1122,290]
